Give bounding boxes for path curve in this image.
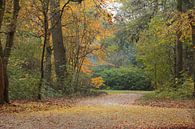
[77,93,142,106]
[0,92,194,129]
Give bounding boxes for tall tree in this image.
[175,0,183,80]
[50,0,67,88]
[3,0,20,103]
[190,1,195,96]
[0,0,20,104]
[0,0,5,104]
[38,0,50,100]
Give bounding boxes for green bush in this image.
[143,79,194,100]
[93,66,152,90]
[8,36,41,100]
[9,71,40,100]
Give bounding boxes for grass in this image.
[141,90,195,101]
[98,90,154,94]
[140,85,194,101]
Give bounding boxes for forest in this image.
[0,0,194,128]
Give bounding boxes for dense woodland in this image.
[0,0,194,104]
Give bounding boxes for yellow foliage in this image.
[61,0,115,75]
[80,59,95,74]
[91,77,104,88]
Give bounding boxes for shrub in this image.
[143,78,194,100]
[8,36,41,100]
[91,77,104,88]
[8,58,40,100]
[93,66,152,90]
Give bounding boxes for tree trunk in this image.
[192,0,195,97]
[38,0,50,100]
[192,24,195,97]
[45,36,52,83]
[175,0,183,82]
[0,0,5,104]
[3,0,20,103]
[50,0,67,88]
[176,33,183,78]
[0,56,5,104]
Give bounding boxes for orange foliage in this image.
[91,77,104,88]
[61,0,115,74]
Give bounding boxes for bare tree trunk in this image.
[71,22,80,92]
[176,32,183,78]
[0,56,5,104]
[192,23,195,97]
[3,0,20,103]
[38,0,50,100]
[175,0,183,84]
[45,36,52,83]
[190,0,195,97]
[173,46,177,83]
[0,0,5,104]
[50,0,67,88]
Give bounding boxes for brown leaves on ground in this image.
[0,93,194,129]
[0,97,75,114]
[135,99,195,109]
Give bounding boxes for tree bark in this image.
[0,0,5,104]
[38,0,50,100]
[50,0,67,88]
[176,32,183,78]
[175,0,183,81]
[192,0,195,97]
[0,55,4,104]
[3,0,20,103]
[192,23,195,97]
[45,36,52,83]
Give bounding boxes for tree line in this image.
[0,0,112,104]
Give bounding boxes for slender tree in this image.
[38,0,50,100]
[190,1,195,96]
[175,0,183,80]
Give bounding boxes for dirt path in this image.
[77,93,142,106]
[0,93,194,129]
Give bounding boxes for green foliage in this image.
[41,80,64,98]
[136,15,176,88]
[101,24,137,67]
[93,66,152,90]
[143,79,194,100]
[9,69,40,100]
[8,35,41,100]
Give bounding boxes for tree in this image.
[189,2,195,96]
[0,0,20,104]
[50,0,67,88]
[62,0,113,92]
[0,0,5,104]
[175,0,183,80]
[38,0,50,100]
[136,16,175,88]
[192,19,195,96]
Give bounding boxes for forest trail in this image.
[0,93,194,129]
[77,93,142,106]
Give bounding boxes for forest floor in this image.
[0,92,194,129]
